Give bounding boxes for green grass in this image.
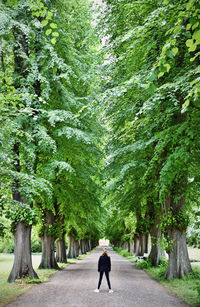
[0,253,80,307]
[145,265,200,307]
[114,247,200,307]
[0,249,92,307]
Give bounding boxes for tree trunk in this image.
[165,228,192,279]
[129,241,134,255]
[149,221,163,266]
[75,240,79,257]
[8,222,38,282]
[88,240,91,252]
[164,195,192,279]
[39,233,59,269]
[80,239,86,254]
[85,239,90,252]
[67,235,76,258]
[140,234,147,255]
[39,210,59,269]
[134,234,141,256]
[56,236,67,263]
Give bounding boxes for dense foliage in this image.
[0,0,103,281]
[0,0,199,282]
[101,0,200,278]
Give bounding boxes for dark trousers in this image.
[98,271,111,289]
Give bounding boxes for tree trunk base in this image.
[39,234,59,269]
[8,222,38,283]
[56,238,67,263]
[165,229,192,279]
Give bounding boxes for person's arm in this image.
[108,256,111,272]
[98,257,101,272]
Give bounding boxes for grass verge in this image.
[0,252,89,307]
[113,247,200,307]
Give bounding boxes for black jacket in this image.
[98,255,111,272]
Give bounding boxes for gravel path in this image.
[7,247,188,307]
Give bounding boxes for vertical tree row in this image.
[0,0,102,282]
[101,0,200,279]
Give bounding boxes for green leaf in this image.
[186,39,194,47]
[166,50,174,58]
[159,65,167,72]
[46,29,52,36]
[149,71,157,82]
[42,20,48,27]
[182,99,190,109]
[190,53,200,62]
[174,25,181,35]
[50,23,57,29]
[52,32,59,37]
[163,0,169,4]
[148,83,156,95]
[186,23,191,30]
[158,72,165,78]
[189,44,197,52]
[193,30,200,43]
[172,47,178,55]
[34,11,40,17]
[164,63,171,72]
[51,38,56,45]
[192,22,199,30]
[189,17,197,25]
[47,11,53,20]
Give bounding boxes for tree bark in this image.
[39,210,59,269]
[75,240,79,257]
[67,235,77,258]
[140,234,147,255]
[149,220,163,266]
[56,235,67,263]
[165,228,191,279]
[79,239,86,254]
[129,241,134,255]
[164,195,192,279]
[8,222,38,282]
[134,233,141,256]
[39,233,59,269]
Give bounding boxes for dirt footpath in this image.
[6,247,188,307]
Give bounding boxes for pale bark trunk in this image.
[140,234,147,255]
[75,240,79,257]
[39,233,59,269]
[56,236,67,263]
[134,234,141,256]
[165,229,191,279]
[122,241,128,250]
[85,239,90,252]
[130,241,134,255]
[67,235,76,258]
[80,239,86,254]
[88,240,91,252]
[8,222,38,282]
[39,210,59,269]
[149,220,162,266]
[164,195,192,279]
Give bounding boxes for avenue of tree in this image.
[0,0,102,282]
[102,0,200,279]
[0,0,199,283]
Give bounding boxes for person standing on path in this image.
[94,248,113,293]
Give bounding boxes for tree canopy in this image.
[0,0,199,282]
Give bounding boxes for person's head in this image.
[102,248,108,257]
